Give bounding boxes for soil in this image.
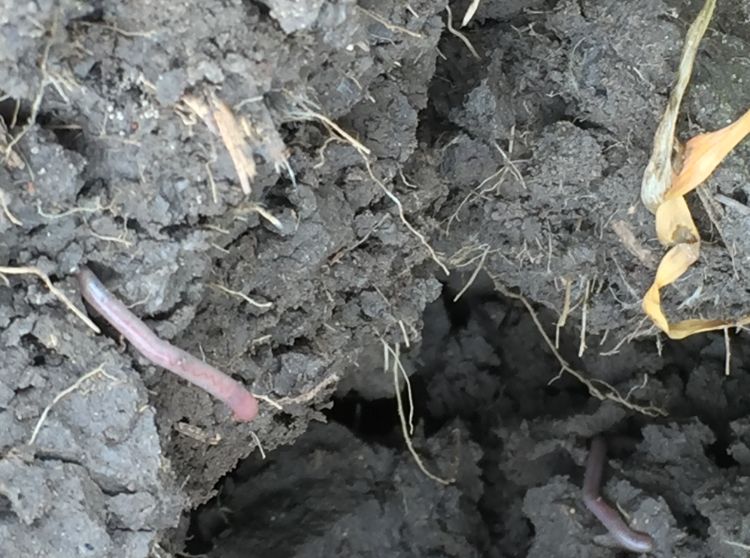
[2,0,750,556]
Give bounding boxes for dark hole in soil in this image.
[69,8,105,24]
[245,0,270,18]
[326,394,399,440]
[125,218,146,234]
[155,224,184,240]
[683,512,711,541]
[46,123,85,153]
[706,438,738,469]
[34,109,87,153]
[0,97,22,127]
[77,177,106,199]
[441,283,472,331]
[733,188,748,205]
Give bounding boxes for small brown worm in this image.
[76,266,258,422]
[583,436,655,553]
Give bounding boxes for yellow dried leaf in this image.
[644,107,750,338]
[654,196,698,246]
[642,242,700,334]
[666,108,750,201]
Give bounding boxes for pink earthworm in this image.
[76,266,258,422]
[583,436,654,553]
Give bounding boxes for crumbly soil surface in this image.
[2,0,750,556]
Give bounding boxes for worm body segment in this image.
[583,436,655,553]
[77,267,258,422]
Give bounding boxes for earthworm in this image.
[583,436,655,554]
[76,266,258,422]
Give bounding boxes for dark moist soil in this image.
[2,0,750,556]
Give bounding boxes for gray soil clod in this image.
[2,0,750,557]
